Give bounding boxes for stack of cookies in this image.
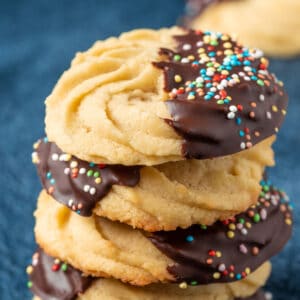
[27,27,293,300]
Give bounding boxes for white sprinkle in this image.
[196,41,203,47]
[231,73,238,79]
[244,66,252,72]
[237,223,243,230]
[89,187,96,195]
[64,168,70,175]
[52,153,59,161]
[258,70,268,75]
[229,105,237,112]
[227,112,235,119]
[196,77,204,83]
[206,68,215,76]
[260,208,267,220]
[239,72,245,77]
[183,43,192,51]
[218,264,226,272]
[241,228,248,235]
[210,87,217,92]
[252,49,264,58]
[83,185,90,192]
[266,112,272,119]
[221,79,228,87]
[240,142,246,150]
[265,292,273,300]
[70,161,78,168]
[214,95,220,100]
[259,94,265,101]
[181,58,189,64]
[79,168,86,174]
[239,243,248,254]
[68,199,74,207]
[32,258,39,266]
[244,76,251,81]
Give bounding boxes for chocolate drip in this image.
[236,289,267,300]
[32,138,141,216]
[154,30,288,159]
[149,182,292,285]
[27,248,93,300]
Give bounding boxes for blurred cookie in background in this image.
[183,0,300,57]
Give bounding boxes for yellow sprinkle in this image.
[26,266,33,275]
[64,154,72,161]
[188,55,195,61]
[261,57,269,66]
[245,222,252,229]
[272,105,278,112]
[95,177,102,184]
[213,272,221,279]
[275,127,279,133]
[174,75,182,83]
[223,42,232,49]
[229,224,236,230]
[216,251,222,258]
[221,70,229,75]
[203,36,211,43]
[33,141,40,150]
[230,272,235,278]
[227,231,235,239]
[245,268,251,275]
[285,218,292,225]
[179,282,188,289]
[31,152,39,164]
[54,258,60,264]
[224,49,233,56]
[198,48,205,53]
[187,95,195,100]
[282,109,287,115]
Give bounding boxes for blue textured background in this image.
[0,1,299,299]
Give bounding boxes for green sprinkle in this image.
[217,100,224,105]
[196,83,203,88]
[257,79,264,86]
[87,170,93,177]
[238,218,245,225]
[263,185,269,192]
[200,224,207,230]
[27,281,33,288]
[93,171,100,178]
[207,62,214,67]
[61,263,68,272]
[253,213,260,223]
[174,55,181,61]
[190,280,198,286]
[210,40,218,46]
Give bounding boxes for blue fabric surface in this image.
[0,1,299,299]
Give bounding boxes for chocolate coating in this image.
[32,138,140,216]
[27,248,92,300]
[154,30,287,159]
[149,181,292,285]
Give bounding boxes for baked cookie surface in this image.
[33,136,274,231]
[34,184,292,286]
[45,27,287,166]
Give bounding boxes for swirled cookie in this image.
[45,27,287,166]
[33,136,274,231]
[185,0,300,57]
[35,182,292,286]
[27,248,271,300]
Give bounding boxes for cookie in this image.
[184,0,300,57]
[45,27,287,166]
[34,181,292,286]
[33,136,274,231]
[27,248,271,300]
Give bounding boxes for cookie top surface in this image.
[27,248,270,300]
[32,136,274,230]
[45,27,287,165]
[35,180,292,285]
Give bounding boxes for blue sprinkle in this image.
[236,117,242,125]
[77,210,81,214]
[50,178,56,184]
[224,99,230,104]
[186,235,194,242]
[205,83,212,88]
[243,60,251,66]
[239,130,245,137]
[251,76,257,81]
[236,274,242,280]
[43,137,48,143]
[89,162,95,167]
[208,52,216,57]
[204,95,211,100]
[46,172,52,179]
